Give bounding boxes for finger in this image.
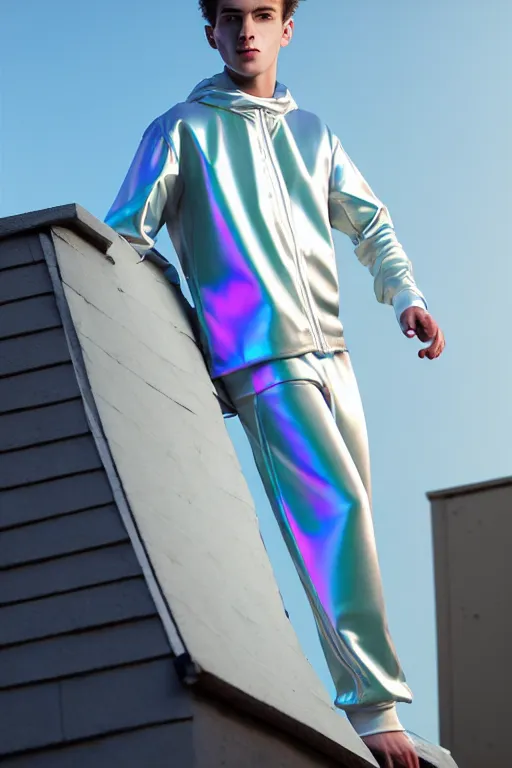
[401,316,417,337]
[419,344,439,360]
[375,749,393,768]
[408,744,421,768]
[428,331,445,359]
[403,318,420,337]
[401,310,419,337]
[419,341,437,360]
[400,733,419,768]
[419,330,445,359]
[397,749,414,768]
[416,315,436,343]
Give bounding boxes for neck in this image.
[226,64,278,98]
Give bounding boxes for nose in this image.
[238,15,256,43]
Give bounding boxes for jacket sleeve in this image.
[105,118,181,257]
[328,135,427,323]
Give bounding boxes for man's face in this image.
[206,0,293,80]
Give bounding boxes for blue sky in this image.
[2,0,511,743]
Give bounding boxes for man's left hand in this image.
[400,307,445,360]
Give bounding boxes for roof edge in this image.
[427,474,512,501]
[0,203,115,254]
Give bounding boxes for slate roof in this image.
[0,228,193,764]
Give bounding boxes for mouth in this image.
[237,48,259,56]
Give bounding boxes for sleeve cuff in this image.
[346,702,404,738]
[392,289,428,327]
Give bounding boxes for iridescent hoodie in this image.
[105,70,426,379]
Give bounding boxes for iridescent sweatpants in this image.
[221,350,413,716]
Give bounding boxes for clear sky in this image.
[2,0,511,744]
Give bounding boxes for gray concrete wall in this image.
[430,477,512,768]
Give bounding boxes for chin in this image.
[229,62,266,79]
[239,67,265,79]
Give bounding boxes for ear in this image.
[280,18,294,49]
[205,25,218,50]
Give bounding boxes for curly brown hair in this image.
[199,0,300,27]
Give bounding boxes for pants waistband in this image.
[221,351,347,401]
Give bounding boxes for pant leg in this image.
[221,352,412,714]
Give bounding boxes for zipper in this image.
[257,110,328,353]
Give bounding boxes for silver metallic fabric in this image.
[105,70,425,734]
[221,350,413,725]
[105,70,426,380]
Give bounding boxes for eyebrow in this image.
[219,5,279,13]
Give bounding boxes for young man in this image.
[105,1,445,765]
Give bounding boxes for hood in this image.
[187,69,298,120]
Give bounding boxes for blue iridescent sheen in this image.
[222,351,413,728]
[105,69,427,737]
[105,69,426,380]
